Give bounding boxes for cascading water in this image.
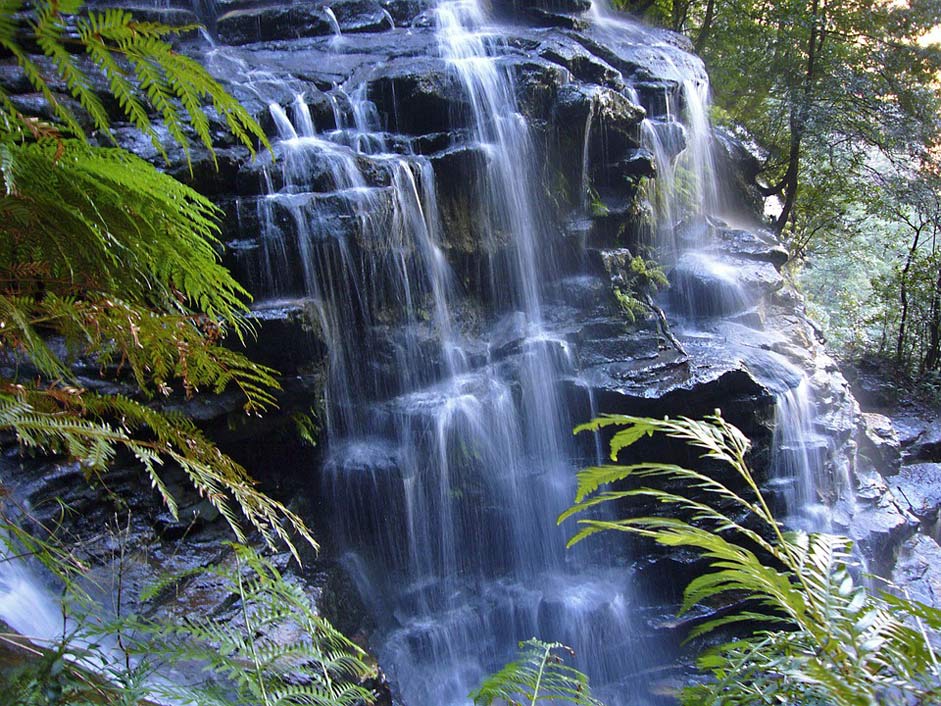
[579,3,846,540]
[248,2,660,703]
[0,553,63,643]
[218,0,849,700]
[770,377,832,529]
[611,36,851,535]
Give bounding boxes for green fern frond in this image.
[562,412,941,705]
[0,0,269,157]
[0,386,315,560]
[471,639,604,706]
[143,545,376,706]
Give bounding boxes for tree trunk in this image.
[774,119,802,234]
[693,0,716,53]
[897,226,924,367]
[922,267,941,371]
[773,0,825,236]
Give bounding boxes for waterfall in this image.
[770,379,830,528]
[230,1,671,702]
[0,556,63,643]
[0,0,864,702]
[580,92,598,213]
[589,2,849,538]
[324,7,342,36]
[221,0,848,702]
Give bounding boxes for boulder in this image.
[505,57,572,123]
[848,468,917,573]
[859,412,901,475]
[537,37,623,86]
[216,5,334,44]
[215,0,392,45]
[380,0,429,25]
[367,58,467,135]
[427,145,491,252]
[893,534,941,607]
[713,127,765,217]
[890,463,941,536]
[897,415,941,463]
[491,0,592,22]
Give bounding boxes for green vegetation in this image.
[618,0,941,235]
[146,545,376,706]
[0,0,314,555]
[2,537,376,705]
[471,639,603,706]
[561,412,941,705]
[0,1,369,703]
[612,255,670,323]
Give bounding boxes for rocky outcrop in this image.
[840,363,941,595]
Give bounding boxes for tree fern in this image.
[0,387,317,559]
[0,529,372,706]
[471,639,604,706]
[561,413,941,705]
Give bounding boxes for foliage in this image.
[470,639,604,706]
[3,639,150,706]
[616,0,941,398]
[612,286,646,322]
[612,256,669,323]
[0,0,314,558]
[588,187,609,217]
[561,412,941,705]
[863,165,941,375]
[0,522,374,706]
[619,0,941,238]
[0,0,266,163]
[143,544,376,706]
[801,159,941,379]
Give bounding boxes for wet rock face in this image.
[7,0,879,542]
[890,463,941,538]
[214,0,395,45]
[859,411,902,475]
[894,533,941,606]
[0,447,392,701]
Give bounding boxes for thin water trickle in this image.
[580,92,598,213]
[324,6,342,37]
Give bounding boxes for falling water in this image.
[580,92,599,213]
[233,0,668,702]
[0,557,63,642]
[324,6,342,37]
[677,80,719,220]
[769,374,857,535]
[770,379,831,528]
[246,0,847,701]
[591,2,844,538]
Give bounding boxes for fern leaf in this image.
[471,639,604,706]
